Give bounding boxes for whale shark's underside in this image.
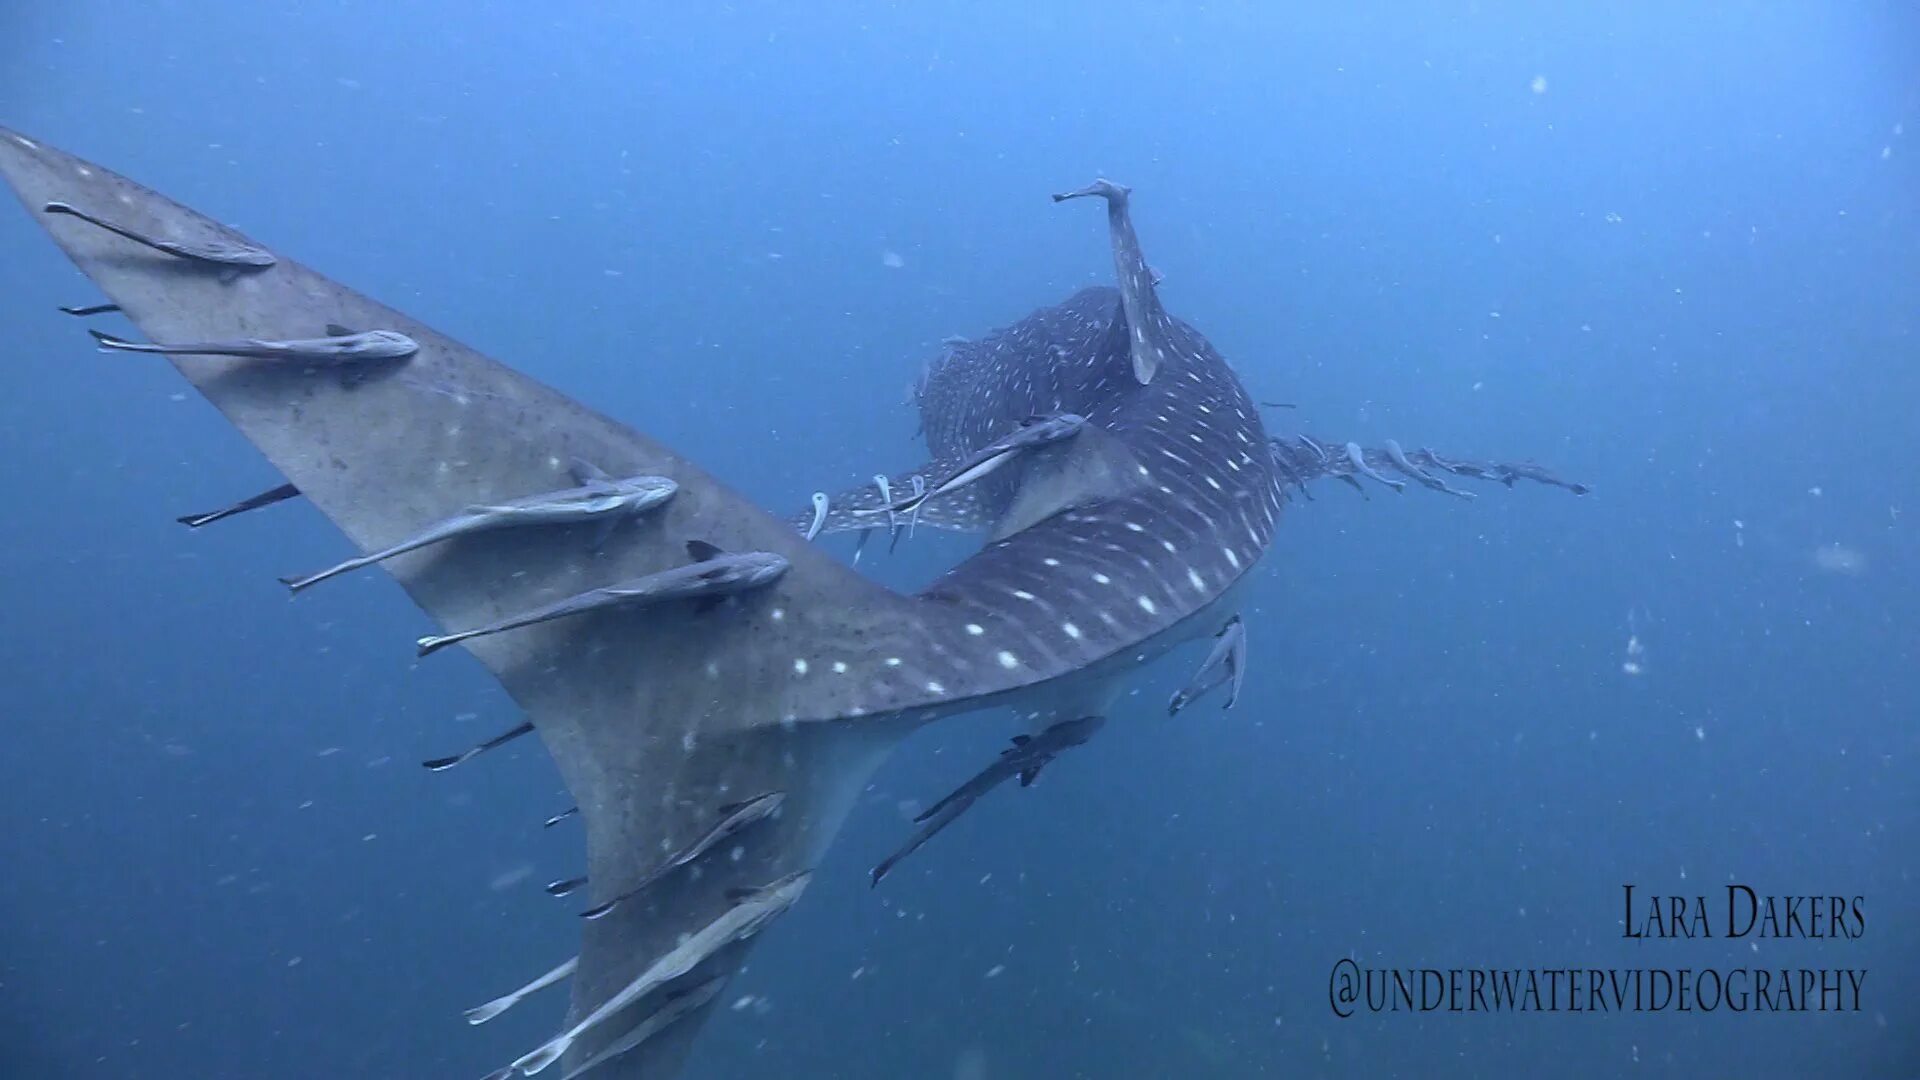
[0,127,1584,1077]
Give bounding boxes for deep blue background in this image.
[1,3,1915,1077]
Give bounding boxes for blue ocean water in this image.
[0,3,1914,1077]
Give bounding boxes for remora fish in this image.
[414,542,787,657]
[508,870,812,1076]
[871,715,1105,887]
[175,482,301,529]
[465,956,578,1026]
[861,412,1085,520]
[88,326,418,364]
[580,791,786,921]
[43,199,277,267]
[556,977,725,1080]
[1167,616,1246,716]
[281,466,676,592]
[2,130,1585,1080]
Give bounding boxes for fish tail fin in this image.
[464,996,515,1026]
[0,123,999,1080]
[511,1038,569,1077]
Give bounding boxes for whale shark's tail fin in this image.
[0,126,937,1078]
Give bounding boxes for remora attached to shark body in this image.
[0,127,1582,1078]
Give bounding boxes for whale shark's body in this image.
[0,127,1581,1078]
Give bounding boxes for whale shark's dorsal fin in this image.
[1052,179,1174,385]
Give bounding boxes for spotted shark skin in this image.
[0,125,1580,1080]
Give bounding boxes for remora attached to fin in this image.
[0,126,957,1080]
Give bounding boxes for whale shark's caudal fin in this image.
[0,127,952,1078]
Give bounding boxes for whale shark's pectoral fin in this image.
[175,481,302,528]
[1053,179,1179,385]
[989,423,1146,542]
[0,126,945,1079]
[1271,436,1589,501]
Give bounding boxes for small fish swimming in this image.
[579,791,786,921]
[507,870,812,1076]
[421,720,534,772]
[415,542,788,657]
[543,806,579,829]
[1383,439,1474,499]
[545,875,587,898]
[1167,616,1246,716]
[1295,434,1331,465]
[58,301,118,317]
[867,413,1086,519]
[89,326,418,364]
[43,200,278,267]
[870,715,1104,887]
[804,492,829,541]
[1344,441,1405,491]
[555,976,725,1080]
[873,474,897,533]
[464,955,578,1026]
[279,467,676,592]
[175,481,301,529]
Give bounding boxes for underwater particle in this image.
[881,250,905,269]
[984,964,1005,979]
[1530,75,1548,94]
[489,864,535,892]
[1812,543,1866,576]
[731,995,755,1012]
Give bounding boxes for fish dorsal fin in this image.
[685,539,725,562]
[1053,179,1176,385]
[569,457,613,487]
[989,422,1145,542]
[325,323,353,337]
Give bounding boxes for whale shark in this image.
[0,128,1584,1077]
